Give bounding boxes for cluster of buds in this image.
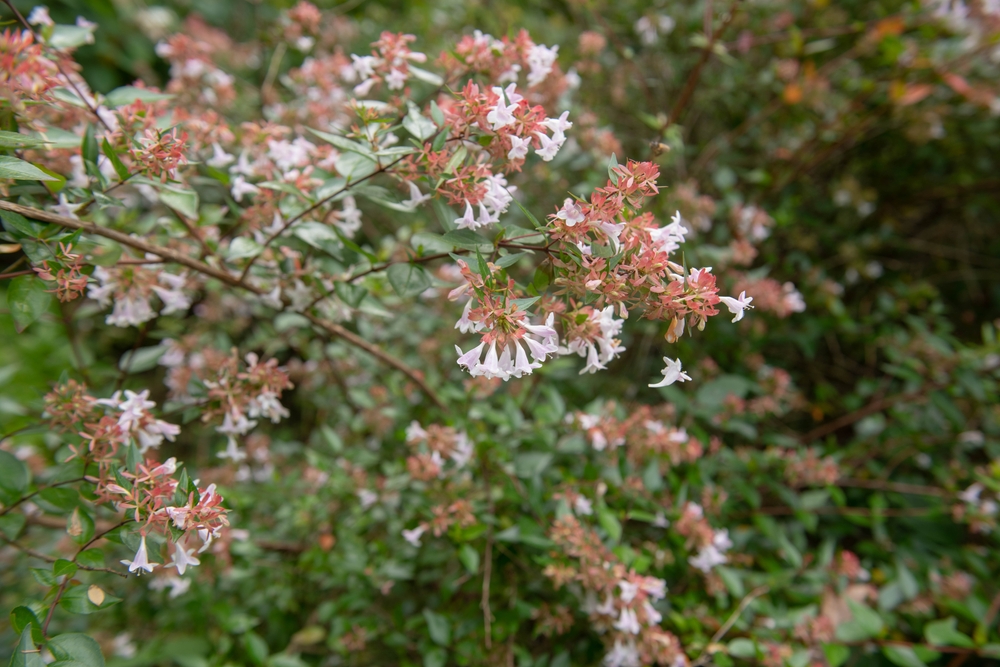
[403,499,477,547]
[548,515,687,667]
[572,403,702,470]
[956,482,999,534]
[441,29,562,92]
[403,420,475,481]
[674,502,733,574]
[33,242,88,302]
[129,128,189,181]
[0,28,62,101]
[41,380,228,579]
[451,258,561,379]
[348,31,431,95]
[198,351,294,463]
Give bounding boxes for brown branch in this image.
[0,200,261,294]
[0,534,126,577]
[302,311,446,410]
[666,2,740,128]
[0,269,34,279]
[0,477,88,517]
[748,506,933,518]
[837,478,949,498]
[348,251,460,283]
[238,145,424,282]
[800,382,943,444]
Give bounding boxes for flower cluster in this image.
[548,515,686,667]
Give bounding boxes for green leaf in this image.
[6,276,53,332]
[727,638,757,658]
[10,607,43,644]
[608,152,619,185]
[441,229,492,251]
[458,544,480,574]
[306,128,375,158]
[125,442,141,473]
[423,609,451,646]
[924,617,975,648]
[495,251,527,268]
[1,210,46,237]
[881,645,928,667]
[409,65,444,86]
[104,86,173,107]
[430,101,445,127]
[118,346,166,374]
[403,103,437,141]
[835,600,884,642]
[8,626,45,667]
[48,633,106,667]
[59,584,122,614]
[0,513,26,539]
[67,506,95,546]
[0,448,30,503]
[0,131,48,148]
[82,125,98,165]
[101,139,129,181]
[243,632,269,666]
[597,505,622,544]
[48,24,96,50]
[387,263,431,297]
[334,151,378,181]
[423,648,447,667]
[54,559,78,579]
[821,644,850,667]
[226,237,264,261]
[159,187,200,220]
[511,197,544,229]
[0,156,59,181]
[293,221,343,258]
[514,452,552,478]
[76,549,104,570]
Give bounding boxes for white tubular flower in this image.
[649,357,691,388]
[689,544,727,573]
[207,142,235,168]
[507,135,530,160]
[718,290,754,323]
[404,181,431,209]
[534,131,564,162]
[613,607,641,635]
[556,198,585,226]
[542,111,573,135]
[486,86,517,130]
[450,432,474,468]
[454,201,478,229]
[619,580,639,603]
[121,535,158,575]
[402,525,426,547]
[169,544,201,575]
[526,44,558,87]
[230,175,260,202]
[455,341,486,375]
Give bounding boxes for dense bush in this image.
[1,1,999,666]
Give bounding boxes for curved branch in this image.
[0,200,261,294]
[302,311,446,410]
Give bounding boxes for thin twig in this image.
[302,311,446,410]
[0,477,88,517]
[666,1,740,128]
[0,200,262,294]
[692,586,769,666]
[0,269,34,279]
